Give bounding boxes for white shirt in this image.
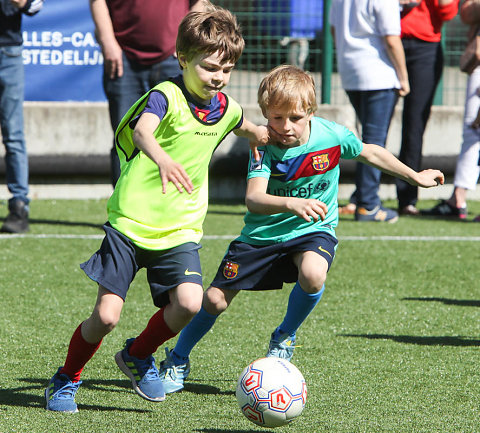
[329,0,402,90]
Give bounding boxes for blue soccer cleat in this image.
[45,367,82,413]
[355,205,398,223]
[115,338,165,402]
[159,347,190,394]
[266,330,297,362]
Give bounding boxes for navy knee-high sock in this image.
[172,307,219,363]
[277,281,325,336]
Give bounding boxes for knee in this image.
[99,312,120,333]
[299,269,327,294]
[88,308,120,335]
[177,292,203,319]
[204,288,229,315]
[180,297,202,318]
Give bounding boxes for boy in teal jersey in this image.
[45,5,272,413]
[158,64,445,393]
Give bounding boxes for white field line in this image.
[0,234,479,241]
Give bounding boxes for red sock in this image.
[129,308,176,359]
[60,323,102,382]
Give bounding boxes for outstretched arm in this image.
[233,118,270,161]
[133,113,193,194]
[245,177,328,222]
[355,143,444,187]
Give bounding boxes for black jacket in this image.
[0,0,43,47]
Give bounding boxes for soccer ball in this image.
[235,357,307,428]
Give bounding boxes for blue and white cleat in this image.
[266,330,297,362]
[115,338,165,402]
[159,347,190,394]
[45,367,82,413]
[355,205,398,223]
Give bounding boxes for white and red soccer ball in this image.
[235,357,307,428]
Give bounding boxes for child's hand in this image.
[249,125,270,161]
[287,198,328,222]
[413,169,445,188]
[157,154,193,194]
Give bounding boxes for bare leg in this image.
[82,285,124,343]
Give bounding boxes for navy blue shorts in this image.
[210,232,337,291]
[80,223,203,307]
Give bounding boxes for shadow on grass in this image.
[29,218,103,230]
[0,377,238,412]
[184,380,235,396]
[340,333,480,346]
[402,296,480,307]
[0,378,151,413]
[195,429,275,433]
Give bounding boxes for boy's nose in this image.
[280,120,291,131]
[212,71,224,82]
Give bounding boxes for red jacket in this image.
[401,0,460,42]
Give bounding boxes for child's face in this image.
[178,51,235,104]
[265,105,313,147]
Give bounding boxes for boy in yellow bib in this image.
[45,5,270,413]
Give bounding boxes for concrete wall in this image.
[3,101,462,165]
[0,101,466,199]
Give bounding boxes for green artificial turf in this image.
[0,199,478,432]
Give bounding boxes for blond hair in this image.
[258,65,318,115]
[176,6,245,66]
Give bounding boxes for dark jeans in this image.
[346,89,398,210]
[103,53,181,185]
[396,38,443,208]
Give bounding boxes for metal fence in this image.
[214,0,469,108]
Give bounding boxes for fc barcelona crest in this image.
[312,153,329,172]
[223,261,239,279]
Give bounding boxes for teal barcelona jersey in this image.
[238,116,363,245]
[108,80,243,250]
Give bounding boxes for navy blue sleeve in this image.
[143,91,168,121]
[129,91,168,129]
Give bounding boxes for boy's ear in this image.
[177,52,188,69]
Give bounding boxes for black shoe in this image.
[420,200,467,219]
[1,200,29,233]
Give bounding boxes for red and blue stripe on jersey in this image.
[269,145,341,181]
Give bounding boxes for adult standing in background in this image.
[396,0,459,215]
[422,0,480,221]
[0,0,43,234]
[89,0,207,186]
[330,0,409,223]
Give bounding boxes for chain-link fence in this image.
[214,0,469,108]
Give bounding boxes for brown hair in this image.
[258,65,318,115]
[176,6,245,66]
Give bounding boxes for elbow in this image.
[245,195,254,212]
[383,35,400,50]
[245,193,262,213]
[132,129,144,148]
